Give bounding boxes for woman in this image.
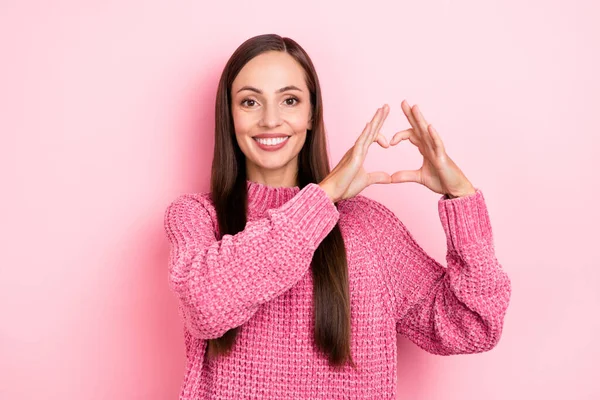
[164,33,511,399]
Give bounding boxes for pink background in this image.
[1,0,598,399]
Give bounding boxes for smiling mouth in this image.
[253,136,290,145]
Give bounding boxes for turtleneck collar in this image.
[246,179,301,217]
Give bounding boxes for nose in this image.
[259,103,283,128]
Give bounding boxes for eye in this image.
[284,97,299,106]
[241,98,257,107]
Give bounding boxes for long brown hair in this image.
[208,33,355,369]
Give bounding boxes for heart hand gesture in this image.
[319,101,476,203]
[389,100,476,199]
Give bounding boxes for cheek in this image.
[232,109,253,134]
[286,111,312,130]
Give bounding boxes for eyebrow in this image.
[236,85,303,94]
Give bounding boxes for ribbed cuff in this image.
[272,183,340,248]
[438,188,493,250]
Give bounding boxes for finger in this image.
[375,133,389,148]
[371,104,389,143]
[368,106,386,141]
[356,108,381,147]
[389,129,411,145]
[390,169,421,184]
[412,104,435,149]
[364,105,389,153]
[428,124,446,156]
[401,100,420,135]
[355,121,372,147]
[360,107,384,153]
[412,104,430,128]
[370,106,383,125]
[389,128,419,147]
[367,171,392,185]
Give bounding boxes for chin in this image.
[254,158,292,170]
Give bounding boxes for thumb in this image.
[367,171,392,185]
[391,170,420,184]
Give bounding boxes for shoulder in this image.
[163,191,221,247]
[164,190,216,230]
[165,191,211,213]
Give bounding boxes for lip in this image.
[253,136,290,152]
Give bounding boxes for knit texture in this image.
[164,180,511,399]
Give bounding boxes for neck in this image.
[245,179,301,217]
[245,160,299,188]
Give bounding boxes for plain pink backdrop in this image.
[1,0,598,399]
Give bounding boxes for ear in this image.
[307,110,313,130]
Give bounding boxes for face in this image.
[230,51,313,182]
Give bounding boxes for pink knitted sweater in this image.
[164,180,511,399]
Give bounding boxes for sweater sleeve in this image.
[369,189,512,355]
[164,183,340,340]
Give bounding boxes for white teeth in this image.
[255,137,289,146]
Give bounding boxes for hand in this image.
[388,100,476,198]
[319,105,394,203]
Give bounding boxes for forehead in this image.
[232,51,307,92]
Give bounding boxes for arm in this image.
[164,183,339,340]
[368,189,512,355]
